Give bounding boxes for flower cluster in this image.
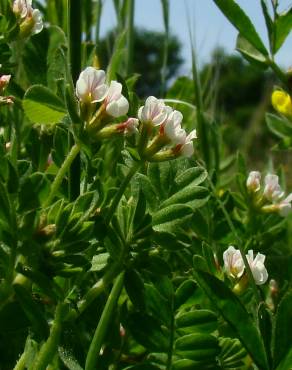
[76,67,197,158]
[271,90,292,119]
[223,246,268,285]
[246,171,292,217]
[13,0,43,37]
[138,96,197,158]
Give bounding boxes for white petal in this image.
[181,142,194,157]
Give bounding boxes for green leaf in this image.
[276,347,292,370]
[127,312,169,352]
[175,167,207,188]
[23,85,67,125]
[273,290,292,368]
[236,34,268,69]
[213,0,268,55]
[58,347,83,370]
[175,333,220,361]
[152,204,193,232]
[174,280,197,309]
[160,185,209,210]
[124,269,145,310]
[90,253,109,272]
[266,113,292,138]
[0,179,12,229]
[193,268,269,370]
[274,7,292,53]
[14,284,49,339]
[176,309,217,333]
[18,172,50,211]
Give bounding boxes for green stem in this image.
[160,0,169,96]
[32,303,66,370]
[85,272,124,370]
[44,143,80,207]
[126,0,135,75]
[13,351,26,370]
[105,160,141,224]
[166,299,174,370]
[77,261,121,315]
[207,176,262,304]
[67,0,82,200]
[269,59,289,90]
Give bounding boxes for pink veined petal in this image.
[186,129,197,142]
[181,142,194,157]
[107,81,122,101]
[91,84,108,102]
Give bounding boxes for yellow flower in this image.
[271,90,292,118]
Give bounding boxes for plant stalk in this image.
[32,303,66,370]
[44,143,80,207]
[67,0,82,200]
[105,160,141,223]
[85,272,124,370]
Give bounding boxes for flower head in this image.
[76,67,108,104]
[13,0,32,18]
[271,90,292,119]
[246,171,261,192]
[138,96,170,126]
[263,174,284,202]
[223,246,245,279]
[13,0,43,36]
[104,81,129,117]
[246,250,268,285]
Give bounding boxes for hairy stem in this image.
[85,272,124,370]
[32,303,66,370]
[44,143,80,207]
[105,160,141,224]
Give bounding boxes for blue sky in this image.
[100,0,292,73]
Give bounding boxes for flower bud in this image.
[223,246,245,279]
[246,250,268,285]
[0,75,11,94]
[246,171,261,192]
[263,174,284,202]
[271,90,292,119]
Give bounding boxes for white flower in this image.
[120,118,139,135]
[138,96,170,126]
[13,0,32,18]
[180,129,197,157]
[246,171,261,192]
[31,8,43,34]
[263,174,284,202]
[246,250,268,285]
[13,0,43,35]
[163,110,187,144]
[104,81,129,117]
[277,193,292,217]
[0,75,11,93]
[76,67,108,104]
[223,246,245,279]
